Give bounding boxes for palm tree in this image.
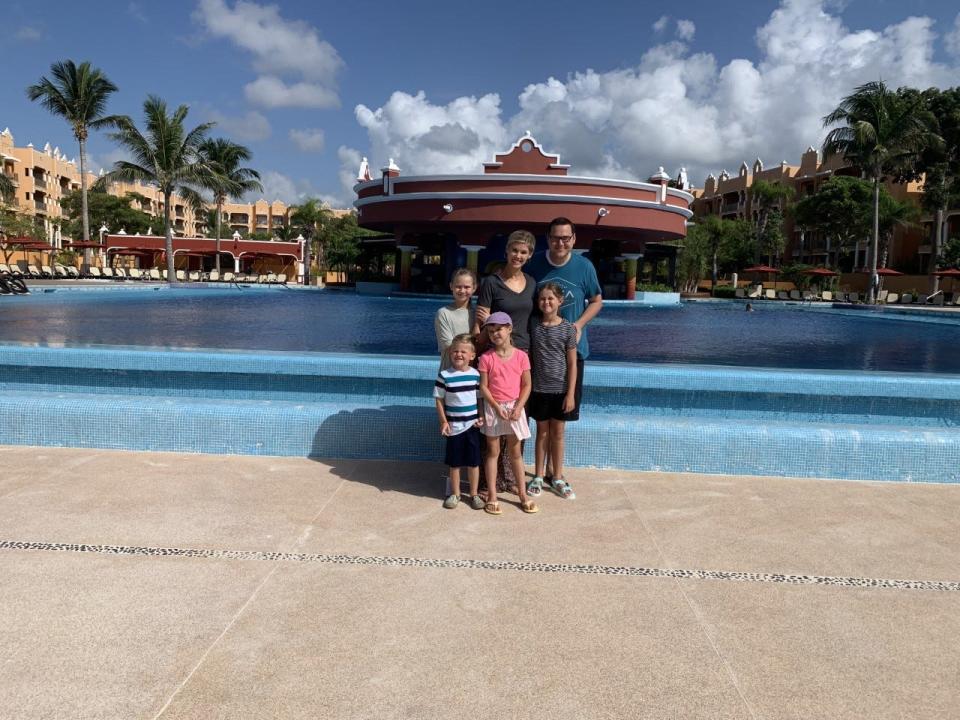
[290,198,333,276]
[26,60,120,254]
[198,138,262,273]
[823,81,940,303]
[0,172,15,205]
[103,95,220,282]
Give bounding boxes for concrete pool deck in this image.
[1,446,958,719]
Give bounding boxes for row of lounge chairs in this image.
[0,263,287,284]
[735,286,960,305]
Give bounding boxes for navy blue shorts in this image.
[445,426,481,468]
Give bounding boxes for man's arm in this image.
[573,294,603,341]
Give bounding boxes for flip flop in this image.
[484,501,502,515]
[521,499,539,514]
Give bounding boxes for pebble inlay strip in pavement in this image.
[1,539,958,592]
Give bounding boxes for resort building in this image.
[692,146,934,273]
[353,132,694,297]
[0,126,295,243]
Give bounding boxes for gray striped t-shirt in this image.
[530,318,577,394]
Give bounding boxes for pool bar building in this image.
[352,133,694,297]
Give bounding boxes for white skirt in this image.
[481,399,531,440]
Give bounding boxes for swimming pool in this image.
[0,286,957,373]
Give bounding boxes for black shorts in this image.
[528,357,584,422]
[444,425,481,468]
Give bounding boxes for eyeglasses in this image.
[548,235,574,243]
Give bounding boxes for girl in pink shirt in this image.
[478,312,538,515]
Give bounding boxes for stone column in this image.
[461,245,484,276]
[397,245,416,291]
[623,253,643,300]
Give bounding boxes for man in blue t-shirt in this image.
[525,216,603,423]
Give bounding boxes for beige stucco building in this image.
[1,127,297,244]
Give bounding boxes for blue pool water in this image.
[0,286,958,373]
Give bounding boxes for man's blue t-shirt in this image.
[525,252,602,358]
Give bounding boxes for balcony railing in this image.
[34,200,46,211]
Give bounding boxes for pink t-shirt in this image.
[479,348,530,402]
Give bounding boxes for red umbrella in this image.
[802,267,838,277]
[871,267,903,276]
[743,264,780,291]
[933,267,960,294]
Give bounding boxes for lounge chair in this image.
[188,270,201,282]
[747,286,762,298]
[127,268,142,280]
[900,293,913,304]
[102,267,116,280]
[265,272,278,283]
[821,290,833,302]
[222,271,235,282]
[877,290,888,303]
[777,290,790,300]
[87,266,103,279]
[26,264,44,278]
[176,270,187,281]
[66,266,80,278]
[41,264,55,278]
[53,264,69,278]
[148,268,161,281]
[916,294,928,304]
[276,273,287,284]
[764,289,776,300]
[207,270,220,282]
[927,292,944,306]
[801,290,815,301]
[0,263,21,276]
[734,288,746,298]
[788,290,801,300]
[847,293,861,303]
[885,293,899,304]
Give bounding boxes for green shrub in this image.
[636,282,674,293]
[711,285,737,298]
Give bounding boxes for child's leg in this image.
[534,420,550,478]
[448,466,462,497]
[466,465,480,497]
[504,436,528,503]
[549,420,567,480]
[484,435,501,504]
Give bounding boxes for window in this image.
[422,254,442,266]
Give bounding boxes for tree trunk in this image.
[710,248,718,297]
[930,207,944,294]
[78,136,92,266]
[215,198,223,274]
[164,190,175,283]
[868,177,880,304]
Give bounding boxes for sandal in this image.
[526,476,543,497]
[442,494,460,509]
[484,501,503,515]
[470,495,485,510]
[521,499,539,514]
[550,477,576,500]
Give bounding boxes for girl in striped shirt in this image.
[526,282,578,500]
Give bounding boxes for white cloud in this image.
[652,15,669,33]
[127,2,148,23]
[194,0,343,109]
[206,109,271,141]
[676,19,696,41]
[15,26,42,41]
[255,169,345,209]
[289,128,325,153]
[352,0,960,192]
[244,76,338,109]
[942,13,960,58]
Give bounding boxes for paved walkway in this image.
[1,446,957,719]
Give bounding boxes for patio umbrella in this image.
[742,264,780,290]
[802,267,838,277]
[859,266,903,296]
[933,267,960,294]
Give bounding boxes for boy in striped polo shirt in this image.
[433,333,485,510]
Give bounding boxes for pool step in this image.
[2,391,958,483]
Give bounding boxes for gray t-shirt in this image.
[477,272,536,351]
[434,303,474,369]
[530,317,577,393]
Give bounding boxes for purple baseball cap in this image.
[483,311,513,327]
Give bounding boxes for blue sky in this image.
[3,0,960,207]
